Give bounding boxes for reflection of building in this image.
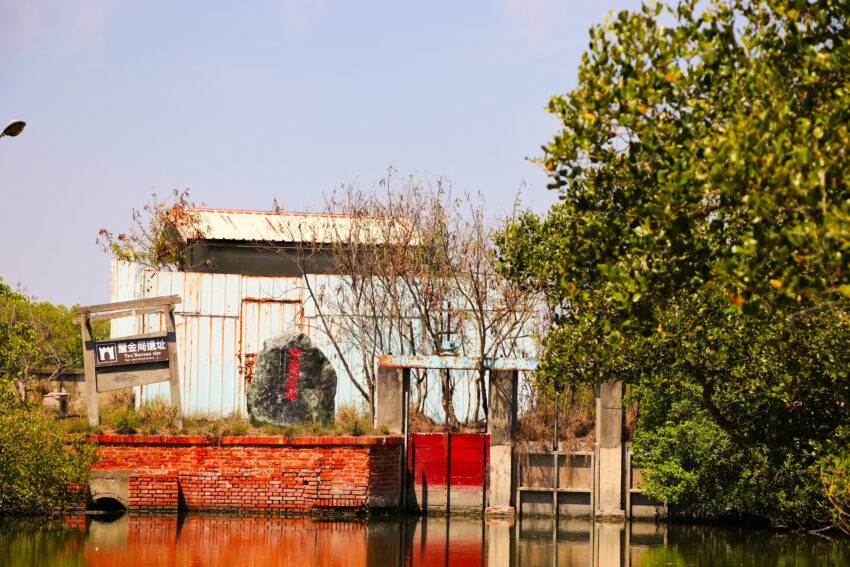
[74,514,669,567]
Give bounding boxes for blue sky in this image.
[1,0,640,307]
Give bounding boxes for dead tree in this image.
[276,169,537,426]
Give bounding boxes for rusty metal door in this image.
[237,297,305,409]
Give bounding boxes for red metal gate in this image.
[407,433,489,512]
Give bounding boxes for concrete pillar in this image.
[595,379,624,517]
[488,369,518,510]
[376,366,410,513]
[375,367,408,434]
[489,369,518,445]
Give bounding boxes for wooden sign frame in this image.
[75,295,183,428]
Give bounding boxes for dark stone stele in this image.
[247,331,336,426]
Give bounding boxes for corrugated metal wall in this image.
[111,260,531,420]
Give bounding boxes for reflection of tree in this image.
[640,523,850,567]
[0,519,86,567]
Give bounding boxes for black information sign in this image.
[94,337,169,367]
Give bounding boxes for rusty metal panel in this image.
[177,208,417,246]
[109,260,141,338]
[236,275,305,416]
[109,262,244,416]
[378,354,537,371]
[109,260,536,421]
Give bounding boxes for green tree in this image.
[0,279,107,399]
[536,0,850,316]
[0,282,37,403]
[496,0,850,528]
[0,405,98,516]
[97,189,209,271]
[0,280,100,516]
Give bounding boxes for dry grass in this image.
[106,390,135,408]
[53,397,391,438]
[517,386,596,451]
[334,402,365,427]
[408,410,443,433]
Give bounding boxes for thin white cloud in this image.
[491,0,641,62]
[491,0,591,61]
[61,0,113,60]
[0,0,114,60]
[0,0,49,48]
[496,0,559,36]
[278,0,329,41]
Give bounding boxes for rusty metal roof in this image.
[177,208,417,245]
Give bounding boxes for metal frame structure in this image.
[377,354,535,513]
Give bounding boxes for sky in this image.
[1,0,641,307]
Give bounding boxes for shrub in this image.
[630,382,834,529]
[817,429,850,535]
[220,418,250,437]
[111,410,138,435]
[0,402,98,515]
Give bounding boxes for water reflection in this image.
[1,514,848,566]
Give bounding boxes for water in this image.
[1,514,848,567]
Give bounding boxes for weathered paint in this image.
[407,433,490,511]
[378,354,537,371]
[111,260,536,419]
[112,260,416,416]
[176,208,417,245]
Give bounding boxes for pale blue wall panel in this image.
[111,262,539,421]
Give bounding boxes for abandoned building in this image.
[110,207,532,419]
[110,208,406,416]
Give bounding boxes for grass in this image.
[52,396,392,438]
[517,385,597,450]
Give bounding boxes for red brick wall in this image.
[129,472,179,511]
[92,435,402,512]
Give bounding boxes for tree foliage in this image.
[97,189,208,271]
[0,279,107,399]
[534,0,850,317]
[285,169,538,425]
[496,0,850,527]
[0,280,100,516]
[0,404,98,516]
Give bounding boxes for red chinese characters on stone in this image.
[284,348,302,400]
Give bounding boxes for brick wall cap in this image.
[91,434,403,446]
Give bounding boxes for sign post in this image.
[75,295,183,429]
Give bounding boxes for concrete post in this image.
[595,379,624,517]
[376,366,410,512]
[376,366,408,434]
[489,369,518,445]
[488,369,518,511]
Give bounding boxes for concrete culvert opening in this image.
[90,496,128,512]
